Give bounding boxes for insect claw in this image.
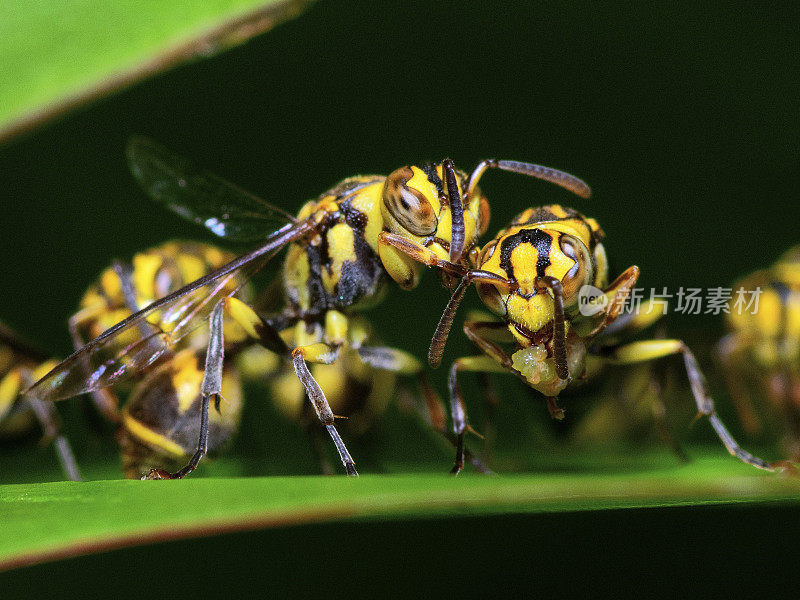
[771,460,799,476]
[466,424,485,440]
[689,411,704,428]
[213,392,227,414]
[546,397,565,420]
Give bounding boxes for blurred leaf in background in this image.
[0,0,312,144]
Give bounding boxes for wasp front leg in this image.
[597,339,783,471]
[146,301,225,480]
[377,232,464,290]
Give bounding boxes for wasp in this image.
[0,322,82,480]
[25,138,591,477]
[38,239,429,478]
[426,204,783,474]
[717,245,800,461]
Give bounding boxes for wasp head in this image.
[381,160,489,265]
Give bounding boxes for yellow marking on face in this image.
[132,253,163,303]
[508,243,539,288]
[122,411,186,458]
[506,293,553,336]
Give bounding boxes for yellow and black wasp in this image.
[717,245,800,462]
[426,205,784,474]
[34,240,428,478]
[0,322,81,480]
[25,138,591,477]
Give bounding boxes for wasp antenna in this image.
[443,159,465,263]
[538,276,570,381]
[467,159,592,200]
[429,275,472,368]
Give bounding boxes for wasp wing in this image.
[127,136,297,243]
[25,220,314,403]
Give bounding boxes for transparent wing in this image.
[127,136,297,242]
[25,220,314,402]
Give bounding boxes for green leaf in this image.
[2,453,798,572]
[0,0,312,144]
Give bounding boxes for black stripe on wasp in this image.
[24,138,591,478]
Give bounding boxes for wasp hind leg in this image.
[292,343,358,476]
[25,395,83,482]
[598,339,787,472]
[146,302,225,480]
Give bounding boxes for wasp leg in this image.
[596,312,688,462]
[377,231,465,290]
[715,332,762,436]
[357,346,492,474]
[292,343,358,476]
[598,339,781,471]
[448,355,508,475]
[147,302,225,480]
[584,266,641,338]
[26,396,83,481]
[1,364,83,481]
[478,372,500,465]
[301,400,336,476]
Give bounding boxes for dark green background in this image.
[1,0,798,596]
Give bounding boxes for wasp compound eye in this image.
[383,167,438,236]
[559,234,594,307]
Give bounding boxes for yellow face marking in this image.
[506,293,553,336]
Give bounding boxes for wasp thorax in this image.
[382,166,438,236]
